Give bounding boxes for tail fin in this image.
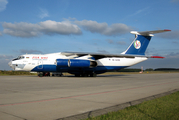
[122,29,171,55]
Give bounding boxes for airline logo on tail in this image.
[134,40,141,49]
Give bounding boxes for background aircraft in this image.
[8,29,171,77]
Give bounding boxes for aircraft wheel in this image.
[82,73,89,77]
[38,72,43,77]
[75,74,81,77]
[90,73,97,77]
[47,72,50,76]
[59,73,63,77]
[42,72,50,76]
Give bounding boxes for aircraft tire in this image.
[90,73,97,77]
[82,73,88,77]
[75,74,81,77]
[38,72,43,77]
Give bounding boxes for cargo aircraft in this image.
[8,29,171,77]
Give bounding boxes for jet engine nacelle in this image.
[56,59,97,68]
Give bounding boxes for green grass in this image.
[0,70,36,75]
[86,91,179,120]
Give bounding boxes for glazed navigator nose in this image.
[8,61,15,70]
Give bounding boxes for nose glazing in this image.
[8,61,15,70]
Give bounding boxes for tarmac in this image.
[0,73,179,120]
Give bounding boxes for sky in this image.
[0,0,179,70]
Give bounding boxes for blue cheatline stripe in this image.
[31,65,128,73]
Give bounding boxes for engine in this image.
[56,59,97,68]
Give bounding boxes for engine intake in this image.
[56,59,97,68]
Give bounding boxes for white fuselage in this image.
[8,52,147,72]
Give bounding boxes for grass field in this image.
[0,70,36,75]
[86,91,179,120]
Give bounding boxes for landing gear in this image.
[38,72,50,77]
[52,72,63,77]
[75,74,81,77]
[38,72,43,77]
[90,73,97,77]
[82,73,88,77]
[74,72,97,77]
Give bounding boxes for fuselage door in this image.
[38,60,43,69]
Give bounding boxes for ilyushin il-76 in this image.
[8,29,171,77]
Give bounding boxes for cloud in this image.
[165,52,179,58]
[2,19,133,38]
[2,20,82,37]
[0,54,14,70]
[3,22,41,37]
[75,20,132,36]
[0,31,2,36]
[157,30,179,39]
[0,55,13,60]
[117,41,126,45]
[20,49,43,54]
[131,56,179,69]
[171,0,179,2]
[97,50,109,53]
[121,7,150,21]
[130,51,179,69]
[129,7,150,17]
[39,8,49,19]
[0,0,8,12]
[106,39,126,45]
[39,20,81,35]
[106,39,114,44]
[172,41,179,44]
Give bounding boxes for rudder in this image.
[123,35,152,55]
[122,29,171,55]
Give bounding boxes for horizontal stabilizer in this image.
[130,29,171,36]
[150,56,165,59]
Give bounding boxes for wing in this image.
[61,52,165,60]
[61,52,146,60]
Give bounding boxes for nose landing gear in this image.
[38,72,50,77]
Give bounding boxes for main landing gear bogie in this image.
[74,73,97,77]
[37,72,50,77]
[37,72,97,77]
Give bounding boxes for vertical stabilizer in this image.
[122,29,171,55]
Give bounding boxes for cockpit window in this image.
[12,56,25,61]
